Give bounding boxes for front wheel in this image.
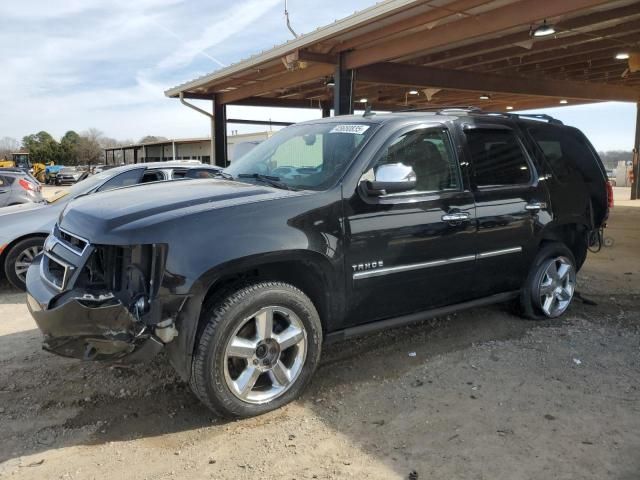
[190,282,322,418]
[520,242,577,320]
[4,237,45,290]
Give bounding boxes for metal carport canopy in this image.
[165,0,640,198]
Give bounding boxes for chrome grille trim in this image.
[40,251,75,291]
[57,226,90,256]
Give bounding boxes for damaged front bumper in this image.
[26,256,164,362]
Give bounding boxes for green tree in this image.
[22,131,61,164]
[60,130,81,165]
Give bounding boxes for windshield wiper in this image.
[237,173,295,191]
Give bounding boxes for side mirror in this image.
[361,163,417,196]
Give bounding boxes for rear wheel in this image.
[4,237,45,290]
[190,282,322,418]
[519,242,577,320]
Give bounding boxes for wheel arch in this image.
[538,221,589,270]
[166,250,341,381]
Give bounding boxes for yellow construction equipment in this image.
[0,152,52,183]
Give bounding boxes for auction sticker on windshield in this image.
[330,124,370,135]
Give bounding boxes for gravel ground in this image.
[0,204,639,479]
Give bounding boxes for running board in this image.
[325,291,520,343]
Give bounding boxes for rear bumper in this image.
[26,256,163,362]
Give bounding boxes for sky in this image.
[0,0,636,152]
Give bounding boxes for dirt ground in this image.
[1,195,639,479]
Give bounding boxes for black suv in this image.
[26,110,610,418]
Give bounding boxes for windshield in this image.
[48,170,120,203]
[225,122,375,190]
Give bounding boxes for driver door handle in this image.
[442,211,470,223]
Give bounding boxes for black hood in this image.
[59,179,304,242]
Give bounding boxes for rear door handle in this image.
[442,211,471,222]
[525,202,545,212]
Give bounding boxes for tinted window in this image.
[368,127,460,193]
[97,169,143,192]
[466,129,532,187]
[528,126,596,183]
[0,176,6,186]
[141,170,165,183]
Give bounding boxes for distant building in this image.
[104,132,271,166]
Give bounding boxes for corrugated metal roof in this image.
[164,0,422,97]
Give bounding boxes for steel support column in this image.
[214,96,228,167]
[632,103,640,200]
[322,102,331,118]
[133,148,138,164]
[172,141,176,161]
[333,53,354,116]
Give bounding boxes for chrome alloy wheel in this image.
[223,306,307,404]
[537,256,576,317]
[14,246,42,283]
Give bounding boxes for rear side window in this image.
[97,169,143,192]
[466,129,532,187]
[141,170,165,183]
[528,126,596,183]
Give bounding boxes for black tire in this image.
[4,237,45,291]
[190,281,323,418]
[519,242,577,320]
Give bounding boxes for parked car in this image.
[0,168,44,207]
[44,165,63,184]
[0,162,220,290]
[25,110,610,418]
[55,167,85,185]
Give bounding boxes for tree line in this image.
[0,129,141,167]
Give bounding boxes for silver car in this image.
[55,167,85,185]
[0,168,45,207]
[0,161,221,290]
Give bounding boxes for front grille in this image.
[57,226,89,254]
[41,253,74,291]
[41,226,92,291]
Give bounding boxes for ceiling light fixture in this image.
[359,98,368,103]
[615,52,630,60]
[531,20,555,38]
[559,99,568,104]
[408,90,419,95]
[479,94,491,100]
[506,106,514,110]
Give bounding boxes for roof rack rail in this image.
[506,113,564,125]
[395,105,483,114]
[392,107,563,125]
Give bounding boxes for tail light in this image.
[19,178,37,192]
[606,181,614,209]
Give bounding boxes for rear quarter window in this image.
[527,125,604,184]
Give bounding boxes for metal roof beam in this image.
[357,62,640,102]
[412,3,640,68]
[218,63,334,104]
[345,0,617,69]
